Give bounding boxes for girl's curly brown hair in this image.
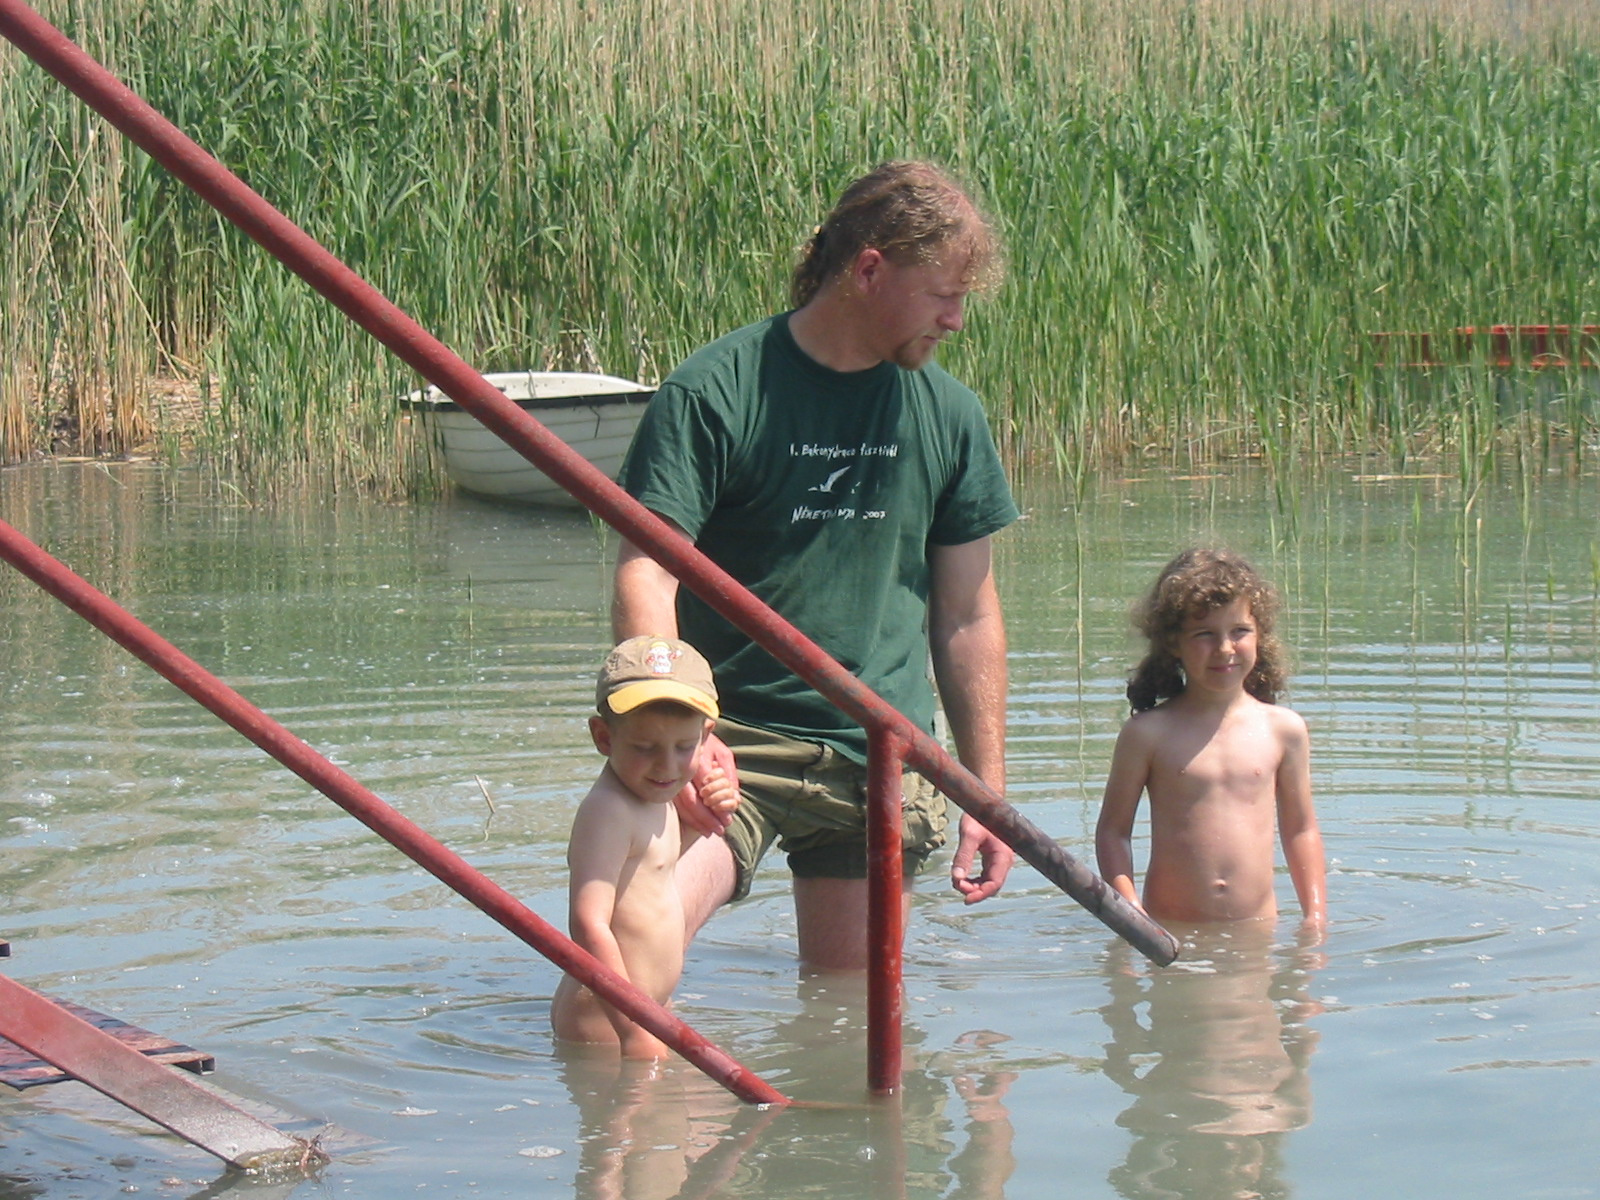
[1126,548,1288,713]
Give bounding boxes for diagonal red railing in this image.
[0,518,787,1107]
[0,0,1177,1099]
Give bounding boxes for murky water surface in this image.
[1,459,1597,1198]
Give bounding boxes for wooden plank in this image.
[0,974,305,1169]
[0,997,213,1090]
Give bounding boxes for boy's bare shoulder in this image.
[575,765,650,815]
[566,767,656,866]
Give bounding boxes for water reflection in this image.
[179,1168,315,1200]
[558,1053,760,1200]
[940,1033,1017,1200]
[1099,926,1324,1200]
[556,976,1019,1200]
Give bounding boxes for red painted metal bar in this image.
[0,518,787,1108]
[865,729,908,1095]
[0,973,306,1169]
[0,0,1178,969]
[2,3,1180,1111]
[1370,324,1600,369]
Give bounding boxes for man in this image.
[613,160,1018,971]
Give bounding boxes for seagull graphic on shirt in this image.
[810,467,851,494]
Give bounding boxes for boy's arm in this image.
[682,762,738,848]
[1275,710,1327,931]
[1095,721,1152,910]
[565,793,668,1057]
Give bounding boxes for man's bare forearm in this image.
[612,539,682,640]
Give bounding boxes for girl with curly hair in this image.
[1095,549,1326,931]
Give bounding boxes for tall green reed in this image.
[1,0,1596,494]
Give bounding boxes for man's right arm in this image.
[611,520,737,835]
[611,520,689,641]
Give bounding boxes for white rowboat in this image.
[402,371,654,507]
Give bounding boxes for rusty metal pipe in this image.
[0,0,1176,1102]
[865,729,908,1095]
[0,518,787,1107]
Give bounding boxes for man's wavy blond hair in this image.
[789,160,1003,308]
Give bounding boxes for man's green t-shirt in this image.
[618,313,1018,763]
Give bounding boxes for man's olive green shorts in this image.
[715,717,949,902]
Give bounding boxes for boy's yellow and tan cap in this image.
[596,636,719,720]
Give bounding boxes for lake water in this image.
[1,457,1597,1199]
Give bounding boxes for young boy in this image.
[550,636,736,1058]
[1095,549,1327,932]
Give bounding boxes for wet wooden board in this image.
[0,997,214,1090]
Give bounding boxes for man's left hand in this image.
[949,813,1013,904]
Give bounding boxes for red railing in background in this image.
[1369,324,1600,369]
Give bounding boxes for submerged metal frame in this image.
[0,975,308,1170]
[0,0,1176,1107]
[0,517,787,1108]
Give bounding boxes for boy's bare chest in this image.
[632,807,679,862]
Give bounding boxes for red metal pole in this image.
[0,0,1177,968]
[0,518,787,1108]
[0,0,1175,966]
[865,728,907,1095]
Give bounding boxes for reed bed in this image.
[1,0,1597,494]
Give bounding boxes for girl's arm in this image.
[1275,710,1327,932]
[1095,721,1152,910]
